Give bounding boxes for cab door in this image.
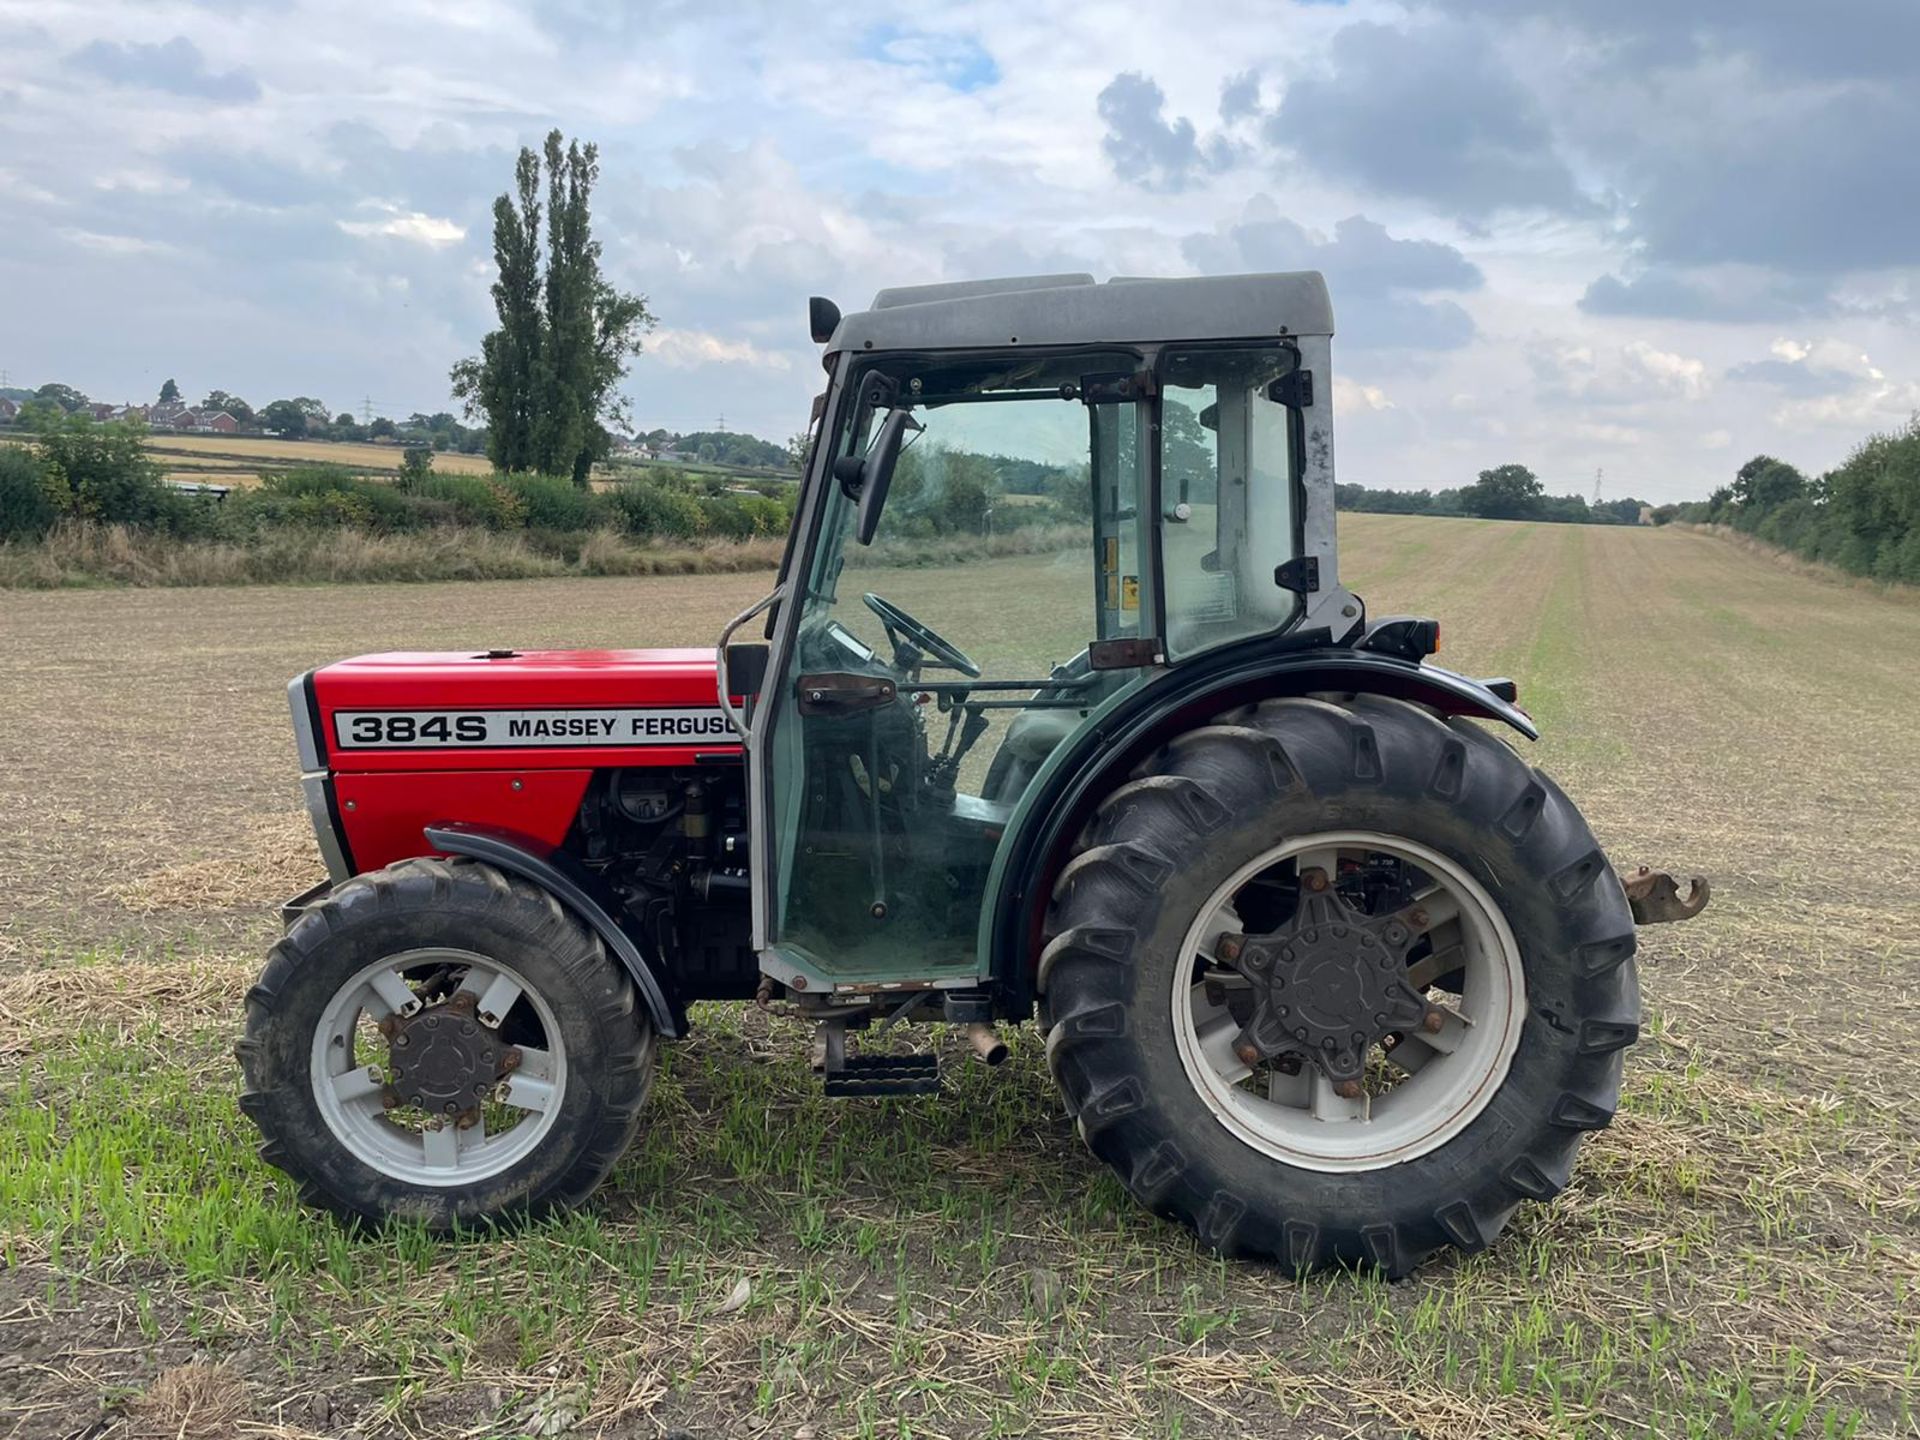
[750,353,1151,993]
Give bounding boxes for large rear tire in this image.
[1039,695,1639,1275]
[236,857,653,1229]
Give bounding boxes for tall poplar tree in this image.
[453,132,652,483]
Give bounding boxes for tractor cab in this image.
[737,274,1353,995]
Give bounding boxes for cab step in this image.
[822,1053,941,1098]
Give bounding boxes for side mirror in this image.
[854,407,921,546]
[808,296,841,344]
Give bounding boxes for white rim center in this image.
[1170,831,1525,1173]
[310,948,566,1187]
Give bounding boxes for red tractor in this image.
[239,272,1707,1273]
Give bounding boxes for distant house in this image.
[198,410,238,433]
[0,398,17,423]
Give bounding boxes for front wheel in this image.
[236,857,654,1228]
[1039,695,1641,1275]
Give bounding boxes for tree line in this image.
[4,380,490,454]
[1665,420,1920,583]
[1336,464,1651,525]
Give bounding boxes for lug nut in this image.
[1409,908,1430,930]
[1302,868,1329,893]
[394,1034,411,1048]
[1423,1010,1447,1034]
[1234,1041,1261,1067]
[1334,1079,1364,1100]
[1216,933,1245,964]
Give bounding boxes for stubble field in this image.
[1,515,1916,1439]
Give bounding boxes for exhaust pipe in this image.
[963,1023,1008,1067]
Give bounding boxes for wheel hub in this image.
[384,992,517,1118]
[1224,870,1434,1087]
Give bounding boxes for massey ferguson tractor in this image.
[237,271,1708,1274]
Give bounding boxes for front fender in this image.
[987,642,1534,1012]
[423,821,687,1039]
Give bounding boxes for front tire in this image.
[1039,695,1640,1275]
[236,857,653,1228]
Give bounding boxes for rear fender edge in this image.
[991,647,1536,1014]
[423,821,688,1039]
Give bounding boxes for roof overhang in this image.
[825,271,1333,358]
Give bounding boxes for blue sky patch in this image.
[858,24,999,92]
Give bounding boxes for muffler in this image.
[963,1022,1009,1066]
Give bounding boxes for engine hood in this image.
[315,648,724,708]
[305,647,741,772]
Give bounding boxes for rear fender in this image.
[423,821,687,1039]
[988,645,1534,1013]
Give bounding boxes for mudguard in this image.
[423,821,687,1039]
[987,639,1536,1011]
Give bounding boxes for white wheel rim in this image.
[1170,831,1525,1173]
[310,948,566,1187]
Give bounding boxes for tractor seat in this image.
[999,707,1084,765]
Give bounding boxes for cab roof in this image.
[825,271,1333,358]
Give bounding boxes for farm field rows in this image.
[0,515,1915,1438]
[143,433,498,484]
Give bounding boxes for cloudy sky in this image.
[1,0,1914,501]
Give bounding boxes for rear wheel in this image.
[1040,695,1640,1275]
[236,857,653,1228]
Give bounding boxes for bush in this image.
[0,446,58,538]
[409,474,526,531]
[606,480,707,540]
[697,491,792,540]
[35,416,179,529]
[237,468,425,534]
[506,473,603,531]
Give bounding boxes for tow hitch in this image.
[1619,866,1712,924]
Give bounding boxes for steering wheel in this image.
[863,592,982,678]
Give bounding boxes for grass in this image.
[1,515,1916,1437]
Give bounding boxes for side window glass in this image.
[1159,348,1301,658]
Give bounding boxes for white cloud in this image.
[59,227,170,256]
[1623,340,1709,400]
[1334,377,1394,411]
[0,168,63,205]
[646,328,794,371]
[338,209,466,247]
